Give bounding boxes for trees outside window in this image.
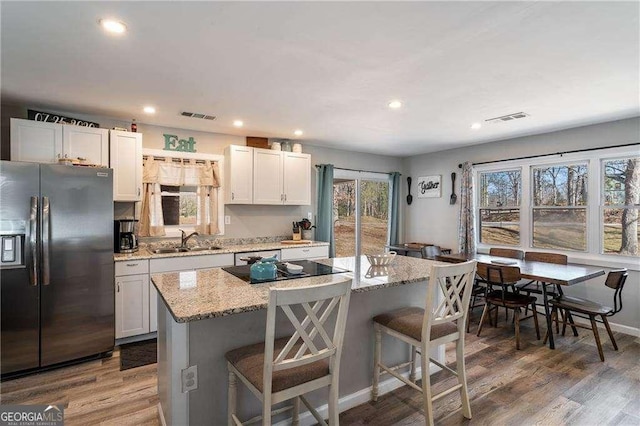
[603,158,639,256]
[478,170,521,245]
[532,164,588,251]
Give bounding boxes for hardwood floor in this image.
[0,348,159,425]
[341,310,640,425]
[1,311,638,425]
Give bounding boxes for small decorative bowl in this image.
[285,263,304,274]
[365,251,397,266]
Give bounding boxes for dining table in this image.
[385,243,452,257]
[436,252,606,349]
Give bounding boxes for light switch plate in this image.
[307,212,313,220]
[224,215,231,225]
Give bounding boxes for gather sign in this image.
[163,134,197,153]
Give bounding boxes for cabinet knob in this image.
[117,283,120,292]
[138,188,141,196]
[231,192,235,200]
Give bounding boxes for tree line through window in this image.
[478,155,639,257]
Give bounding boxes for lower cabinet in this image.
[115,259,154,340]
[281,245,329,261]
[115,274,150,339]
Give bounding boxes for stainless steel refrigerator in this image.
[0,161,114,377]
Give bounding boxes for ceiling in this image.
[2,1,638,157]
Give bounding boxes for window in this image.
[474,145,639,261]
[332,172,389,258]
[160,185,198,226]
[478,169,521,245]
[602,157,639,256]
[531,163,588,251]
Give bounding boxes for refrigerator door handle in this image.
[29,196,39,286]
[42,196,50,286]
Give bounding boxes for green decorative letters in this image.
[163,134,197,152]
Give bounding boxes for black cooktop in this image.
[222,260,350,284]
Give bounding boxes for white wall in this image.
[1,102,403,239]
[403,117,640,331]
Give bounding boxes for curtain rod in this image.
[143,155,215,165]
[457,142,639,168]
[458,143,640,169]
[314,165,396,175]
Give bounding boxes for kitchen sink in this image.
[151,246,222,254]
[151,247,190,254]
[188,246,222,252]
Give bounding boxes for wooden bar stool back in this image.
[545,269,628,361]
[371,261,477,426]
[476,264,541,349]
[226,279,352,426]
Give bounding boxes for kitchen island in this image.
[152,255,443,425]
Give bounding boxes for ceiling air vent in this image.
[485,112,529,124]
[181,111,216,120]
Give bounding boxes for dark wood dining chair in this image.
[476,263,540,349]
[517,251,568,315]
[544,269,628,361]
[489,248,524,260]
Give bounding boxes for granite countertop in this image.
[113,240,330,262]
[151,255,439,323]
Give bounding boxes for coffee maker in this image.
[114,220,139,253]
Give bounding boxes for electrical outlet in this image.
[224,215,231,225]
[181,365,198,393]
[307,212,313,220]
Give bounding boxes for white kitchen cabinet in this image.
[281,245,329,261]
[11,118,62,163]
[110,130,143,201]
[115,259,156,339]
[149,253,234,273]
[224,145,311,205]
[283,152,311,205]
[10,118,109,165]
[115,274,150,339]
[253,148,284,204]
[62,125,109,166]
[224,145,253,204]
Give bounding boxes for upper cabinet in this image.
[253,149,284,204]
[11,118,108,166]
[225,145,311,205]
[283,152,311,205]
[110,130,142,202]
[224,145,253,204]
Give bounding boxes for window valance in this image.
[142,156,220,187]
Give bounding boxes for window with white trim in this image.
[531,163,588,251]
[474,146,639,260]
[602,157,639,256]
[478,169,521,246]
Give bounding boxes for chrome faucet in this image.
[180,229,199,248]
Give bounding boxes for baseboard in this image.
[531,305,639,337]
[565,316,639,337]
[274,363,441,426]
[157,403,167,426]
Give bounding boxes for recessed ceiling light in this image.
[388,100,402,109]
[294,130,303,136]
[233,120,244,128]
[471,122,482,130]
[99,19,127,34]
[143,106,156,114]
